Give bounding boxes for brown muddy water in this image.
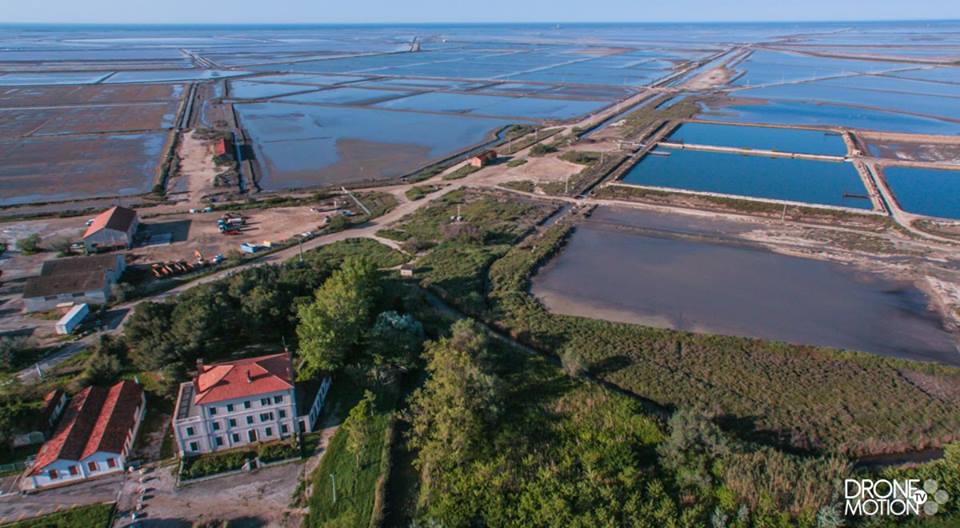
[531,208,960,365]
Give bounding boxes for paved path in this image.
[0,473,124,525]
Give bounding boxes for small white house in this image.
[26,381,145,490]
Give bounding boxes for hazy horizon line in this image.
[2,18,958,26]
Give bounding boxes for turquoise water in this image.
[884,167,960,220]
[622,148,872,209]
[667,123,848,156]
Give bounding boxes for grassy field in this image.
[386,189,555,247]
[387,189,557,313]
[304,388,394,528]
[404,185,441,201]
[441,164,480,181]
[1,503,114,528]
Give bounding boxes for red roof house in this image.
[82,206,139,252]
[27,380,145,490]
[468,150,497,168]
[194,353,294,405]
[172,352,330,456]
[213,137,233,159]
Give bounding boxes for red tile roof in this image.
[194,353,294,405]
[30,380,143,475]
[214,138,230,157]
[83,206,137,239]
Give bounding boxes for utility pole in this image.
[298,236,304,262]
[330,474,337,504]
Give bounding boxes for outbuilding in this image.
[83,206,138,252]
[468,150,497,168]
[22,254,126,312]
[26,380,145,490]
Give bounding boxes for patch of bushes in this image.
[257,439,300,463]
[559,150,602,165]
[529,143,558,157]
[15,234,41,255]
[499,180,535,193]
[405,185,440,201]
[180,449,254,480]
[441,164,481,181]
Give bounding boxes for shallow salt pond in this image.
[622,148,872,209]
[530,207,960,365]
[667,122,848,156]
[884,166,960,220]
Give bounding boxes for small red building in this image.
[213,137,233,158]
[468,150,497,168]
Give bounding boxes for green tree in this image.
[16,234,41,255]
[345,390,376,467]
[296,257,381,377]
[124,302,176,371]
[406,320,504,491]
[0,336,29,372]
[560,348,587,378]
[50,237,73,256]
[657,410,730,496]
[82,335,127,385]
[0,397,34,447]
[367,311,424,385]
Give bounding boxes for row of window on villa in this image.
[186,423,290,452]
[207,395,284,417]
[185,410,286,438]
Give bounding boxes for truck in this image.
[240,242,265,254]
[55,303,89,335]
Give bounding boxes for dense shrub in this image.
[181,450,254,480]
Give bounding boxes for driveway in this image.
[0,473,124,525]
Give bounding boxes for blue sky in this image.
[5,0,960,24]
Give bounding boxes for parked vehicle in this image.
[55,303,89,335]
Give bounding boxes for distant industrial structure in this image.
[172,353,330,456]
[21,253,126,312]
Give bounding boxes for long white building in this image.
[26,380,145,490]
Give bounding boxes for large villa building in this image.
[172,353,330,456]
